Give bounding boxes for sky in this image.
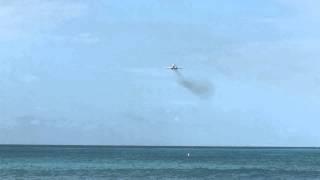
[1,0,320,146]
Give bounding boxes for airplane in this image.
[167,64,182,71]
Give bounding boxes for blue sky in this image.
[1,0,320,146]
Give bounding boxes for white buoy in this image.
[187,153,190,157]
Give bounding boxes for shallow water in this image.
[1,145,320,179]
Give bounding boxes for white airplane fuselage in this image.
[167,64,181,70]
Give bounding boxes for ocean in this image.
[1,145,320,179]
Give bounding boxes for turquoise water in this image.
[1,146,320,179]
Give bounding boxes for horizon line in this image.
[0,144,319,148]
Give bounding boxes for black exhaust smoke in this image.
[174,71,214,98]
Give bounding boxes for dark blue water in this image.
[1,145,320,179]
